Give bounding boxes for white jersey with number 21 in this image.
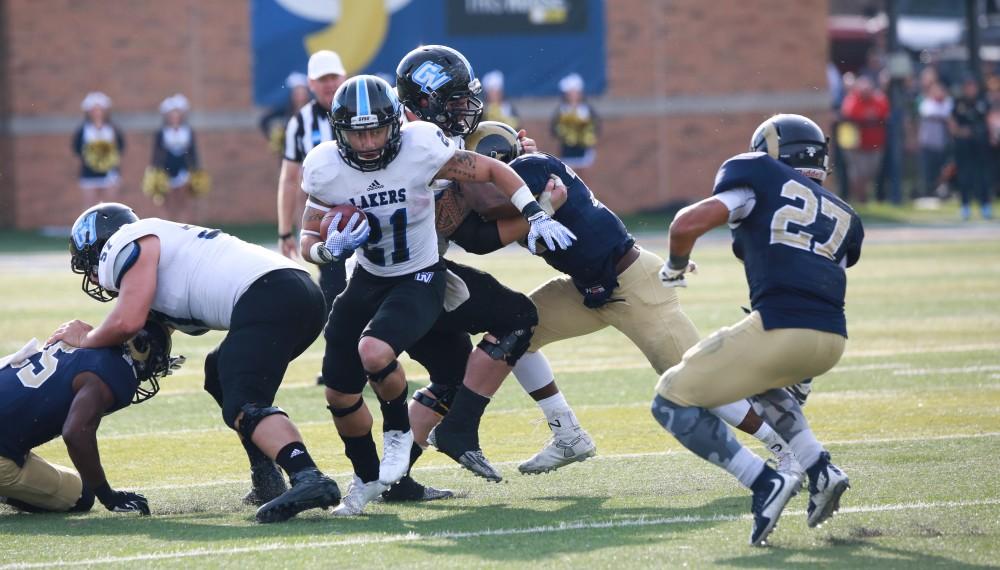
[301,120,457,277]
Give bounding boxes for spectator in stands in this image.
[482,70,520,130]
[986,74,1000,204]
[917,82,952,198]
[551,73,599,178]
[72,92,124,209]
[840,76,890,203]
[259,72,311,157]
[950,77,993,220]
[144,94,205,222]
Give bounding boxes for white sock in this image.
[788,429,824,470]
[537,393,579,432]
[753,422,788,454]
[710,400,752,426]
[512,351,554,393]
[727,447,767,489]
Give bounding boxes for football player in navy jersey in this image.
[653,114,864,546]
[456,126,801,478]
[0,320,174,515]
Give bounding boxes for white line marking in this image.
[893,365,1000,376]
[3,498,998,569]
[138,431,999,491]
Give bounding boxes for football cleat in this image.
[427,426,502,482]
[379,475,455,503]
[242,457,288,507]
[518,427,597,475]
[749,465,801,546]
[254,468,340,524]
[331,475,388,517]
[806,452,850,528]
[379,430,414,485]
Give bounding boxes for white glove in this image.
[324,213,370,259]
[659,259,698,288]
[525,211,576,255]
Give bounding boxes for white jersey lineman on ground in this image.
[97,218,304,333]
[301,120,457,278]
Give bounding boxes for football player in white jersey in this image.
[50,203,341,523]
[298,75,575,515]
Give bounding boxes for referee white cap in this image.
[308,50,346,80]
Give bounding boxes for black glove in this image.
[96,482,150,515]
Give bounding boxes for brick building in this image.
[0,0,829,230]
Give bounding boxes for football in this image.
[320,204,365,240]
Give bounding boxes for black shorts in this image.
[323,261,447,393]
[406,259,538,387]
[209,269,326,427]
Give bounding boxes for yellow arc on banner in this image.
[305,1,388,74]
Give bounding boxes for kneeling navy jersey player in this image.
[52,203,341,524]
[653,114,864,546]
[298,75,575,515]
[1,320,173,516]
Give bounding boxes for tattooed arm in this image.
[434,150,527,199]
[435,185,473,238]
[298,196,334,264]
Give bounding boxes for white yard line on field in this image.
[137,431,999,492]
[3,498,998,569]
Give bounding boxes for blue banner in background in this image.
[251,0,606,108]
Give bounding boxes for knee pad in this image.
[327,396,364,418]
[413,383,457,416]
[477,328,533,366]
[234,403,288,441]
[365,359,398,383]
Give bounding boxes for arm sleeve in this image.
[448,214,504,255]
[188,130,200,170]
[845,216,864,268]
[72,127,84,156]
[151,130,166,167]
[711,187,757,223]
[284,115,304,162]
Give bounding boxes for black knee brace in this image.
[365,359,398,383]
[236,403,289,441]
[477,328,533,366]
[413,383,458,416]
[327,396,364,418]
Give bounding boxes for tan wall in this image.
[1,0,829,229]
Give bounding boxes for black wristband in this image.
[668,254,690,270]
[279,232,294,241]
[520,201,543,220]
[94,481,115,505]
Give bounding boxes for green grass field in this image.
[1,225,998,568]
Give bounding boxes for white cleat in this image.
[518,427,597,474]
[379,429,414,486]
[331,475,388,517]
[807,452,850,528]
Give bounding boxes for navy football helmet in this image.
[69,202,138,302]
[464,121,522,164]
[750,114,830,181]
[330,75,403,172]
[396,45,483,137]
[124,318,174,404]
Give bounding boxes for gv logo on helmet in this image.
[412,61,451,93]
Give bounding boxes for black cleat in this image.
[379,475,455,502]
[428,427,502,482]
[255,468,340,524]
[242,460,288,506]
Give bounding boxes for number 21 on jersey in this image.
[770,180,851,261]
[362,208,410,266]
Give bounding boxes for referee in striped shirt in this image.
[276,50,348,310]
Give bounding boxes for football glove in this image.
[525,211,576,255]
[102,490,150,515]
[659,260,698,288]
[324,213,370,260]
